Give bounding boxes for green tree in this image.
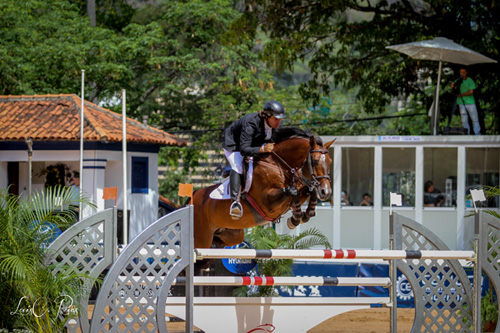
[0,186,97,331]
[232,0,500,134]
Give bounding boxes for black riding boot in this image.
[229,170,243,219]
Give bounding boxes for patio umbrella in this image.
[386,37,497,135]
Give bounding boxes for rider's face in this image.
[267,116,281,129]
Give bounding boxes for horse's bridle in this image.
[303,147,331,192]
[268,145,330,193]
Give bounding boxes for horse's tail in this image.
[182,188,200,207]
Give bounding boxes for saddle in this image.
[209,157,254,200]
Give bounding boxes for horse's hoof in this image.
[287,217,300,229]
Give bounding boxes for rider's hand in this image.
[260,143,275,153]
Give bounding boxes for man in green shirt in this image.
[451,67,481,135]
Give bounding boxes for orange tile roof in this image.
[0,94,187,146]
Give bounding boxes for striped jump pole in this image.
[195,248,476,261]
[174,276,392,287]
[118,276,391,287]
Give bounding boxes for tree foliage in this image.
[233,0,500,133]
[2,0,499,199]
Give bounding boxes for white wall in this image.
[1,148,161,241]
[0,162,7,190]
[127,152,159,239]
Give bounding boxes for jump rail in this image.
[195,248,476,261]
[118,276,391,287]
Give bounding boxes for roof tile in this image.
[0,94,187,146]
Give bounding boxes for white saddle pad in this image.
[210,179,231,200]
[209,159,254,200]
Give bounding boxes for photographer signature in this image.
[10,295,77,318]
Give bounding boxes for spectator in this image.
[450,67,481,135]
[359,193,373,206]
[341,191,353,206]
[424,180,444,207]
[68,171,81,212]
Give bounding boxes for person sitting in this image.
[424,180,443,207]
[221,101,286,219]
[341,191,353,206]
[359,193,373,206]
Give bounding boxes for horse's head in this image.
[271,128,334,201]
[303,136,335,201]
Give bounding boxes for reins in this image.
[269,150,303,187]
[256,138,330,191]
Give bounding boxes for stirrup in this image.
[229,201,243,220]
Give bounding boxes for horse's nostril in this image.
[320,188,332,200]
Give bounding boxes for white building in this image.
[277,135,500,251]
[0,94,186,239]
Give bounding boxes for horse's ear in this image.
[324,139,336,149]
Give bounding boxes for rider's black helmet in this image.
[263,101,286,119]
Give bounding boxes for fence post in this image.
[389,212,397,333]
[473,210,481,332]
[186,204,194,333]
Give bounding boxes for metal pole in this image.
[25,138,33,197]
[122,90,128,245]
[389,212,397,333]
[186,204,194,333]
[80,70,85,221]
[433,61,443,136]
[473,210,481,332]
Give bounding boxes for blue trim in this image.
[0,141,163,153]
[131,156,149,194]
[83,158,108,162]
[83,166,106,169]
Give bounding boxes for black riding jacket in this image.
[222,113,276,157]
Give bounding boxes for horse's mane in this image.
[272,127,323,146]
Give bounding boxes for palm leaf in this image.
[238,225,331,297]
[0,186,98,330]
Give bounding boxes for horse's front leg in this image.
[286,187,304,229]
[301,188,318,224]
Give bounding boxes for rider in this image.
[222,101,286,219]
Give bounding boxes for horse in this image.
[192,127,334,249]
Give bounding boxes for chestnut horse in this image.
[192,128,334,249]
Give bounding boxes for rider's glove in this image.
[260,143,275,153]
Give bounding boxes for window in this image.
[132,157,148,194]
[342,148,374,206]
[466,148,499,208]
[424,148,457,207]
[382,148,415,206]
